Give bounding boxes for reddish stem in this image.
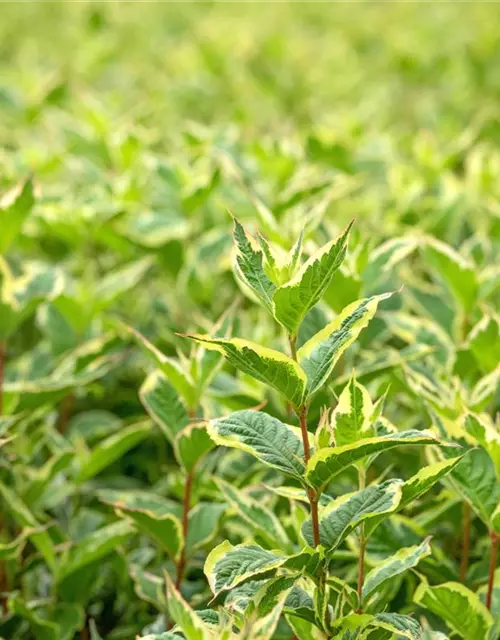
[460,501,471,583]
[356,532,366,612]
[289,335,320,549]
[175,470,194,590]
[487,531,499,611]
[57,392,75,434]
[298,401,320,547]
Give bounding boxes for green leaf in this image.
[165,572,212,640]
[306,430,448,493]
[204,541,317,598]
[448,446,499,525]
[93,256,153,310]
[8,594,58,640]
[331,375,375,446]
[286,616,327,640]
[399,455,465,509]
[423,237,478,313]
[244,579,292,639]
[273,222,352,334]
[302,479,403,550]
[465,413,500,480]
[186,502,226,553]
[131,326,197,409]
[174,423,214,472]
[0,177,35,254]
[99,490,183,559]
[182,335,306,407]
[298,293,392,397]
[364,237,418,290]
[255,574,300,618]
[414,579,494,640]
[467,315,500,373]
[384,311,455,369]
[129,564,168,611]
[369,613,423,639]
[362,538,431,602]
[0,483,56,571]
[140,370,190,442]
[57,521,135,582]
[209,410,307,481]
[470,366,500,411]
[233,218,277,312]
[216,478,289,548]
[75,421,151,484]
[332,612,422,639]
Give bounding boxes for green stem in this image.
[460,501,471,583]
[487,531,499,611]
[356,466,366,612]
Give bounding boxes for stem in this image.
[356,467,367,612]
[175,470,194,590]
[58,392,74,434]
[288,333,320,548]
[298,405,311,464]
[487,531,499,611]
[298,405,319,547]
[288,333,297,361]
[460,501,471,583]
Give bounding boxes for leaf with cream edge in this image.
[57,521,135,582]
[233,218,277,313]
[99,490,183,559]
[244,582,292,640]
[0,176,35,254]
[332,612,422,639]
[75,421,151,484]
[174,423,214,472]
[399,455,465,509]
[298,293,393,398]
[164,572,213,640]
[181,335,306,407]
[448,446,500,525]
[208,409,309,481]
[306,430,449,493]
[204,541,320,598]
[0,483,56,571]
[464,413,500,480]
[466,315,500,373]
[302,480,403,550]
[272,221,353,334]
[422,237,478,313]
[130,326,197,409]
[362,538,432,603]
[414,578,494,640]
[216,478,289,549]
[330,374,375,446]
[140,370,189,442]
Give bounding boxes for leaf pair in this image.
[185,292,391,407]
[234,218,352,334]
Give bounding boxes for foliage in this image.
[0,3,499,639]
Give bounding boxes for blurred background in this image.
[1,3,499,639]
